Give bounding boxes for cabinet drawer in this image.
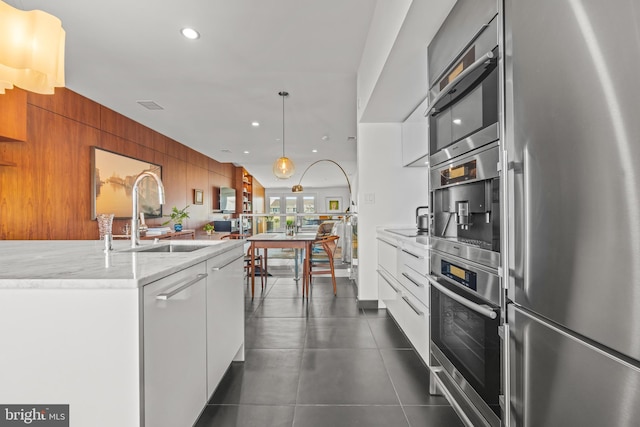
[377,237,399,276]
[144,263,208,427]
[399,244,429,275]
[398,264,429,308]
[378,269,401,305]
[389,290,430,365]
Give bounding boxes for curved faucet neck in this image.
[131,171,165,248]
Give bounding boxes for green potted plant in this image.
[203,223,214,235]
[162,205,190,231]
[286,218,295,236]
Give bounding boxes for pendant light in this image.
[272,91,296,179]
[0,0,66,95]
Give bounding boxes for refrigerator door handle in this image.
[427,275,498,319]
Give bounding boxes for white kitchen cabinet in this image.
[0,240,246,427]
[143,262,208,427]
[398,243,430,308]
[377,236,399,277]
[401,96,430,167]
[377,230,430,364]
[206,251,245,396]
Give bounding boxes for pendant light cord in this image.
[279,91,288,157]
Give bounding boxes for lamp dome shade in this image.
[273,156,295,179]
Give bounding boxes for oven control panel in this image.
[441,260,477,291]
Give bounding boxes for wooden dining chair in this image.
[307,235,340,296]
[221,233,266,289]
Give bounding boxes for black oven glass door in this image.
[431,280,500,416]
[429,46,499,157]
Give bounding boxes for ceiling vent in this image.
[136,100,164,110]
[220,149,232,153]
[347,136,357,142]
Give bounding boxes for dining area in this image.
[241,231,340,299]
[221,214,351,300]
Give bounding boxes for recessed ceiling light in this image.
[243,150,250,154]
[251,122,260,127]
[453,118,462,125]
[312,149,318,153]
[181,28,200,40]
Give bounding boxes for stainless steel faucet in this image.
[131,171,165,248]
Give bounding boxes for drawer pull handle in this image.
[377,238,398,248]
[402,249,424,259]
[402,296,424,316]
[156,273,208,300]
[402,272,423,287]
[211,254,244,271]
[377,269,400,293]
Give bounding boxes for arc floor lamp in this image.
[291,159,352,202]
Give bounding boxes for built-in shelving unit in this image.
[242,170,252,214]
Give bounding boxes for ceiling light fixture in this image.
[181,27,200,40]
[0,0,65,94]
[272,91,295,179]
[251,121,260,127]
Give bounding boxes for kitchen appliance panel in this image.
[505,0,640,361]
[431,250,500,306]
[428,0,498,90]
[430,279,501,425]
[509,304,640,427]
[431,143,500,191]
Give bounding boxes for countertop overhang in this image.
[0,239,244,289]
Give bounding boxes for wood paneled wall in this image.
[0,87,247,240]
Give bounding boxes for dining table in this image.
[246,232,317,298]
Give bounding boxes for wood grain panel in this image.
[253,177,266,213]
[1,88,240,240]
[186,165,209,230]
[166,140,187,161]
[27,88,101,129]
[0,87,27,142]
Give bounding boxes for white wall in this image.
[357,0,413,122]
[356,123,429,301]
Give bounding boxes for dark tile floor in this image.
[194,260,463,427]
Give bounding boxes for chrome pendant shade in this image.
[272,91,295,179]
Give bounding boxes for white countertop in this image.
[377,225,430,248]
[0,239,244,289]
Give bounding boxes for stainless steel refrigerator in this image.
[504,0,640,425]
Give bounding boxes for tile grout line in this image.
[291,285,310,427]
[364,309,413,427]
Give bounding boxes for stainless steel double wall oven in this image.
[426,1,503,426]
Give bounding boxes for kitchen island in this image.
[0,239,246,427]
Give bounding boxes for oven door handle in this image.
[427,275,498,320]
[426,50,496,116]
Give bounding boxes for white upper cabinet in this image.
[401,96,430,167]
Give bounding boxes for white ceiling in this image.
[7,0,378,189]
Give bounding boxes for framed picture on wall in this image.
[194,189,204,205]
[325,197,343,213]
[91,147,163,219]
